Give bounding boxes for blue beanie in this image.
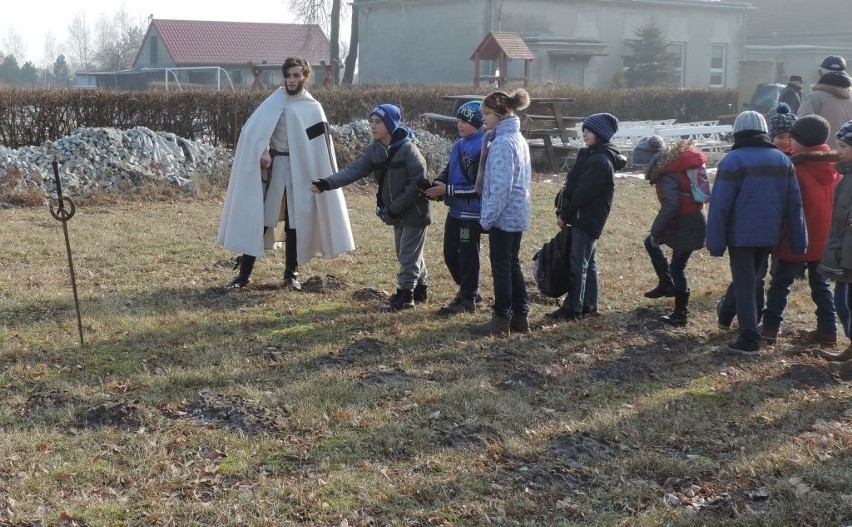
[456,100,483,129]
[370,104,402,134]
[582,113,619,142]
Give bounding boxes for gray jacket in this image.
[322,127,431,227]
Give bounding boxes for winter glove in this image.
[375,206,385,220]
[313,179,331,193]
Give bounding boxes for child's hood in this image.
[792,144,840,186]
[387,126,415,150]
[649,140,707,181]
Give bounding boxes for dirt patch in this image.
[315,337,389,368]
[777,364,838,389]
[587,357,658,384]
[352,287,389,302]
[178,392,290,435]
[360,367,416,389]
[501,369,546,390]
[548,432,616,463]
[24,389,76,413]
[498,455,585,495]
[433,423,499,449]
[300,274,348,293]
[77,400,153,430]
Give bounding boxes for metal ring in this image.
[49,196,76,222]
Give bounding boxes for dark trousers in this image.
[488,227,528,319]
[719,251,770,322]
[763,260,836,335]
[643,234,693,292]
[443,216,482,301]
[729,246,772,340]
[835,282,852,338]
[565,227,598,313]
[241,194,297,277]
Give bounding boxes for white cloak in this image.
[216,88,355,263]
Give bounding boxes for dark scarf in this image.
[731,131,777,150]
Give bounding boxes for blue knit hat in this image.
[370,104,402,134]
[582,113,619,142]
[456,100,483,128]
[769,103,797,140]
[733,111,768,134]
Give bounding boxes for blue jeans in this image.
[729,246,772,340]
[643,234,693,292]
[835,282,852,338]
[488,227,528,319]
[763,260,836,335]
[565,227,598,313]
[443,216,481,301]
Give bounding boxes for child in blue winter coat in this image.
[469,89,533,336]
[425,101,486,315]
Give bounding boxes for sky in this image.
[0,1,302,66]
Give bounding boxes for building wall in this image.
[134,28,176,69]
[355,0,747,89]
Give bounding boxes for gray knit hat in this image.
[632,136,665,166]
[733,111,768,134]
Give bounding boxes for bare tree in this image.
[42,31,59,71]
[2,27,27,62]
[66,12,94,71]
[288,0,358,84]
[92,8,144,71]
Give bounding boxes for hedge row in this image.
[0,85,737,150]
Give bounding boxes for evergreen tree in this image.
[623,19,679,88]
[0,55,21,85]
[20,61,38,87]
[53,54,70,87]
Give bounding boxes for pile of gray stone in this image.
[0,121,452,201]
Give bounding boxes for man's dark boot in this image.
[283,225,301,290]
[382,289,414,311]
[223,255,255,289]
[660,290,689,326]
[413,282,429,303]
[469,313,511,336]
[645,260,675,299]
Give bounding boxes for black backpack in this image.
[533,226,572,298]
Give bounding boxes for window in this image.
[710,44,726,87]
[669,42,685,86]
[149,35,159,65]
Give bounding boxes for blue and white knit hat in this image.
[370,104,402,134]
[733,111,768,134]
[769,103,797,140]
[582,113,619,142]
[837,120,852,147]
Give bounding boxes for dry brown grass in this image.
[0,176,849,526]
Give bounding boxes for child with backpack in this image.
[640,139,709,325]
[311,104,432,311]
[424,101,486,315]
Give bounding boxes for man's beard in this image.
[285,80,306,95]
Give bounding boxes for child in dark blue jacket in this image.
[425,101,485,315]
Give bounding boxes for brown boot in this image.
[510,314,531,334]
[820,345,852,362]
[469,313,510,337]
[828,359,852,380]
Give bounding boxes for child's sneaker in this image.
[726,336,760,356]
[437,295,475,315]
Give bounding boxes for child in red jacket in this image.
[761,115,840,345]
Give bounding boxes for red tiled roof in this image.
[148,19,330,66]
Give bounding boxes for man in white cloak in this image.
[217,57,354,290]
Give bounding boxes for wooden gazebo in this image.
[470,32,535,88]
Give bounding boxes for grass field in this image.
[0,176,850,526]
